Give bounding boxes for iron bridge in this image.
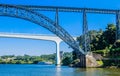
[0,4,120,55]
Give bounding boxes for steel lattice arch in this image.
[0,4,84,54]
[0,4,120,56]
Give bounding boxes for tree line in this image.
[0,52,73,65]
[0,54,55,64]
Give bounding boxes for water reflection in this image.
[56,67,61,76]
[85,68,104,76]
[74,68,120,76]
[103,68,120,76]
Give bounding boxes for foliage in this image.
[109,40,120,58]
[40,54,56,63]
[0,54,53,64]
[97,60,103,66]
[77,24,116,52]
[62,52,72,59]
[72,50,78,60]
[93,50,104,56]
[62,56,72,66]
[71,59,80,65]
[0,52,73,65]
[76,24,119,67]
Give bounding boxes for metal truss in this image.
[14,4,120,40]
[1,4,120,55]
[15,4,117,14]
[82,10,91,54]
[13,4,120,45]
[0,4,84,54]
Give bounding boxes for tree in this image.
[72,50,77,60]
[109,40,120,57]
[90,30,103,50]
[62,57,72,66]
[91,24,116,50]
[103,24,116,45]
[77,24,116,51]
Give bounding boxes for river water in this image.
[0,64,119,76]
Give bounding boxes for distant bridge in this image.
[0,32,77,65]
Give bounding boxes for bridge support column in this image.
[79,54,86,68]
[116,11,120,40]
[82,9,90,54]
[78,52,98,68]
[55,8,61,67]
[55,8,59,26]
[55,41,61,67]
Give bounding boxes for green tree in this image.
[91,24,116,50]
[62,57,72,66]
[77,24,116,51]
[109,40,120,58]
[103,24,116,45]
[72,50,77,60]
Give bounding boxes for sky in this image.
[0,0,119,56]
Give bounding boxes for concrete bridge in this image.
[0,32,77,66]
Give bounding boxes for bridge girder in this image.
[14,4,118,14]
[0,4,84,54]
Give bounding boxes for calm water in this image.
[0,64,119,76]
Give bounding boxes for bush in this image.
[93,50,104,56]
[33,60,39,64]
[62,57,72,66]
[97,60,103,66]
[115,40,120,47]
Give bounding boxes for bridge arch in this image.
[0,4,84,54]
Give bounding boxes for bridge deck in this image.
[16,4,118,14]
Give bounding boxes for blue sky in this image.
[0,0,119,56]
